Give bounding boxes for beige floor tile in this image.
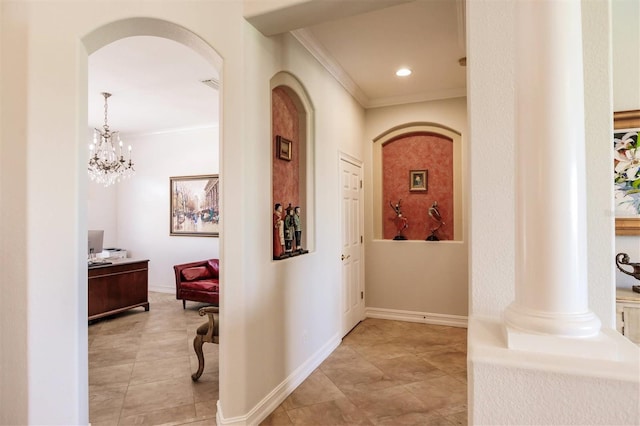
[373,411,453,426]
[351,340,413,362]
[89,390,125,424]
[260,406,293,425]
[195,399,218,419]
[404,375,467,415]
[341,384,430,422]
[192,376,220,403]
[89,345,139,369]
[285,397,373,425]
[90,362,134,388]
[422,350,467,374]
[89,295,467,426]
[321,356,385,388]
[129,355,192,386]
[371,354,446,383]
[118,403,197,425]
[121,377,195,418]
[281,369,345,410]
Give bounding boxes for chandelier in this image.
[88,92,135,186]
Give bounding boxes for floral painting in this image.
[614,129,640,215]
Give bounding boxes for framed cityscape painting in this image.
[170,174,220,237]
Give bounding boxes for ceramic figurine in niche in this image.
[273,203,285,259]
[284,203,295,253]
[390,200,408,240]
[294,206,303,250]
[426,201,444,241]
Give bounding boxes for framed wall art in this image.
[277,135,292,161]
[409,169,428,192]
[170,174,220,237]
[613,110,640,235]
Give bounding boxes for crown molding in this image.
[291,28,370,107]
[291,28,467,110]
[366,87,467,109]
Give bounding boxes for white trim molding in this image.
[216,332,342,425]
[366,307,468,328]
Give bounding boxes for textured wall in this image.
[382,133,453,240]
[272,87,300,212]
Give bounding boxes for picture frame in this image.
[409,170,428,192]
[170,174,219,237]
[614,110,640,235]
[277,135,292,161]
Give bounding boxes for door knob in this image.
[341,254,351,260]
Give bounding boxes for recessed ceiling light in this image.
[395,68,412,77]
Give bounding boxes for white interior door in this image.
[340,156,364,336]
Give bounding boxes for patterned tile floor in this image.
[89,292,467,425]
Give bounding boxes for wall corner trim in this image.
[366,307,468,328]
[216,333,341,425]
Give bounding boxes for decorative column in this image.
[504,0,602,346]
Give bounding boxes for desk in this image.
[88,259,150,321]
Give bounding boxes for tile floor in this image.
[89,292,219,425]
[89,292,468,425]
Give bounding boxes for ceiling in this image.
[88,0,634,136]
[88,36,219,136]
[88,0,465,135]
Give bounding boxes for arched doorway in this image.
[83,18,223,424]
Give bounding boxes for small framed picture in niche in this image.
[410,170,428,192]
[277,136,292,161]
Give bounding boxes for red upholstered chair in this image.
[174,259,220,309]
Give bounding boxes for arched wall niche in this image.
[373,122,463,241]
[270,72,316,255]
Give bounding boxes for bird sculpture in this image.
[427,201,444,241]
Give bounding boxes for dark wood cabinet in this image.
[88,259,150,321]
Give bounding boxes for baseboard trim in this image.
[148,284,174,294]
[366,307,468,328]
[216,332,342,425]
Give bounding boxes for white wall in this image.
[88,127,220,292]
[235,28,366,421]
[0,3,366,425]
[88,182,117,248]
[364,98,468,319]
[0,3,245,423]
[119,127,219,292]
[612,0,640,112]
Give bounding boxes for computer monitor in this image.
[88,230,104,258]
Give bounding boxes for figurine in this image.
[426,201,444,241]
[294,206,303,250]
[273,203,285,259]
[390,200,408,240]
[284,203,295,253]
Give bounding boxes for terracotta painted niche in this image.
[382,133,454,240]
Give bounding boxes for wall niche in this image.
[373,123,462,241]
[270,73,314,259]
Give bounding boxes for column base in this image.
[469,316,640,425]
[504,302,613,359]
[505,324,620,360]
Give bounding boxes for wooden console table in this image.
[88,259,150,321]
